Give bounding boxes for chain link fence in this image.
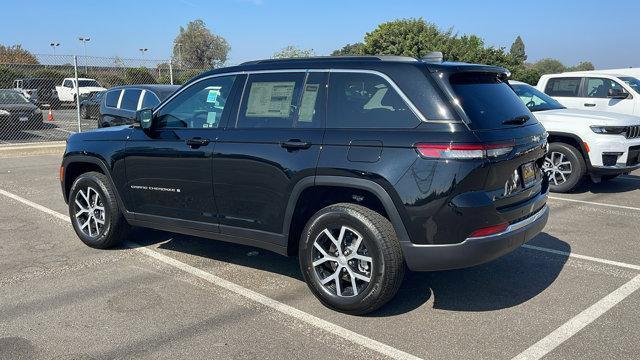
[0,54,207,144]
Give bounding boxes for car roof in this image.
[190,56,509,81]
[108,84,180,92]
[543,72,629,78]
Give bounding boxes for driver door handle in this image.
[584,103,596,107]
[281,139,311,150]
[186,137,210,148]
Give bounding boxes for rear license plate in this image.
[521,161,536,186]
[19,117,29,122]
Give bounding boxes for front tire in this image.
[299,203,405,315]
[68,171,130,248]
[543,143,585,193]
[80,105,89,119]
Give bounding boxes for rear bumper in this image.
[401,204,549,271]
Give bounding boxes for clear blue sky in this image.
[1,0,638,69]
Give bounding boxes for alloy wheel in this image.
[543,151,573,186]
[311,225,373,297]
[73,186,105,237]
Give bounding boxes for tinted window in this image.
[545,78,581,97]
[586,78,627,98]
[295,72,326,128]
[77,80,101,87]
[327,72,419,128]
[449,72,534,130]
[141,91,161,109]
[156,75,236,129]
[120,89,142,111]
[105,90,121,108]
[63,80,73,88]
[236,72,305,128]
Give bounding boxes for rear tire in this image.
[299,203,405,315]
[543,142,585,193]
[80,106,89,119]
[68,171,130,249]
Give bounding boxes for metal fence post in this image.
[169,62,174,85]
[74,56,81,132]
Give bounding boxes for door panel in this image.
[214,72,327,238]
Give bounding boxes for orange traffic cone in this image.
[47,109,54,121]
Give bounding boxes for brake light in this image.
[415,142,514,159]
[59,165,64,183]
[468,223,509,238]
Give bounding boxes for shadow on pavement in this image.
[125,229,569,316]
[569,176,640,194]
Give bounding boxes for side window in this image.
[156,75,236,129]
[544,78,581,97]
[105,90,121,108]
[141,91,161,109]
[120,89,142,111]
[236,72,305,128]
[296,72,326,128]
[63,80,73,88]
[586,78,628,98]
[327,72,419,128]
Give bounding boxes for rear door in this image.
[213,71,326,243]
[583,77,635,115]
[543,77,584,110]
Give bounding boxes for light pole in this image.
[176,43,183,69]
[78,37,90,73]
[139,48,148,67]
[50,42,60,56]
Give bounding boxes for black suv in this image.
[60,56,549,314]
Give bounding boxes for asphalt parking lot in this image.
[0,109,95,145]
[0,153,639,359]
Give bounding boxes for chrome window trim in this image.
[153,68,466,124]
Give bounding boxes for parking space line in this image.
[522,245,640,272]
[512,274,640,360]
[549,196,640,212]
[0,188,422,360]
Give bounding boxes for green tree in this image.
[124,67,156,84]
[272,45,315,59]
[331,42,365,56]
[362,18,456,58]
[173,19,230,68]
[532,58,566,75]
[30,68,70,83]
[511,66,542,85]
[99,74,126,87]
[509,36,527,63]
[0,44,38,64]
[567,61,595,72]
[0,65,25,88]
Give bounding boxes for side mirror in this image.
[608,88,629,99]
[136,108,153,129]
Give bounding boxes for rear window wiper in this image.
[502,115,530,125]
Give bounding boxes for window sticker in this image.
[206,86,222,103]
[298,84,319,122]
[206,111,219,127]
[246,82,295,118]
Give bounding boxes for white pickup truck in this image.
[55,78,107,104]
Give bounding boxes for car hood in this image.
[67,125,132,142]
[0,103,39,112]
[535,108,640,126]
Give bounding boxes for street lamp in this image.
[139,48,149,67]
[176,43,183,68]
[50,42,60,56]
[78,37,90,73]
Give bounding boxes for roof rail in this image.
[240,55,417,65]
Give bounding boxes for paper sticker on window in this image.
[206,111,219,127]
[298,84,319,122]
[206,86,221,103]
[246,82,295,118]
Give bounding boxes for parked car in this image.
[79,91,104,119]
[511,81,640,192]
[99,85,179,128]
[55,78,106,105]
[0,89,43,127]
[13,78,59,108]
[61,56,549,314]
[537,72,640,116]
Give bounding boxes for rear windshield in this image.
[449,73,535,130]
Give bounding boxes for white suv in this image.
[537,72,640,116]
[511,81,640,192]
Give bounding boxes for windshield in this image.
[0,91,30,104]
[511,83,565,112]
[620,77,640,94]
[449,72,535,130]
[78,80,101,87]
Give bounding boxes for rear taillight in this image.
[468,223,509,238]
[59,165,64,183]
[415,142,514,159]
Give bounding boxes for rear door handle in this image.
[185,137,210,148]
[281,139,311,150]
[584,103,596,107]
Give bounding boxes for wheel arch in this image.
[546,131,591,168]
[283,176,411,256]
